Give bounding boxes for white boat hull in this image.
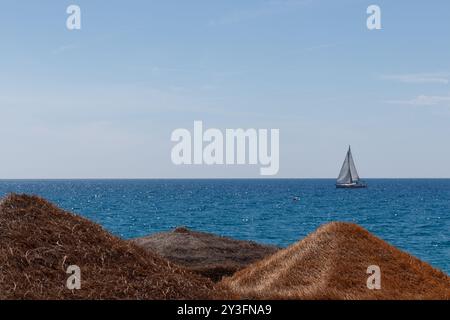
[336,182,367,189]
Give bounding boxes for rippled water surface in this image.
[0,179,448,273]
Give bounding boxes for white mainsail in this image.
[337,146,360,184]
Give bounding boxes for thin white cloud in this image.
[386,94,450,106]
[303,43,336,52]
[52,44,78,55]
[381,73,449,85]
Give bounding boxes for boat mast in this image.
[348,146,353,184]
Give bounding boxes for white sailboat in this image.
[336,146,367,188]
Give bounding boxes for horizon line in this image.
[1,177,450,181]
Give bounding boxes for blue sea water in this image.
[0,179,448,274]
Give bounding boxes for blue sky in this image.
[1,0,450,178]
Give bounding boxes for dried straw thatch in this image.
[132,227,279,281]
[220,222,450,300]
[0,194,224,300]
